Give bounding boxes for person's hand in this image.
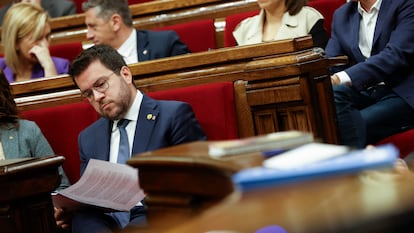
[54,207,72,230]
[29,40,57,77]
[330,74,341,85]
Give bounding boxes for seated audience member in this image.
[326,0,414,148]
[0,70,69,188]
[0,3,69,83]
[232,0,328,48]
[0,0,77,25]
[55,44,206,233]
[82,0,190,64]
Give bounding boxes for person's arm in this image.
[164,30,191,55]
[309,19,328,49]
[328,1,414,91]
[168,102,207,144]
[29,40,57,78]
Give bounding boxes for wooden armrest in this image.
[328,55,349,67]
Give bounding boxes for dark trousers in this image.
[71,206,147,233]
[333,84,414,148]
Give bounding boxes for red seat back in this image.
[148,82,239,140]
[308,0,346,37]
[49,42,83,62]
[20,101,99,184]
[154,19,216,53]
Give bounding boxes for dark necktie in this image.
[117,119,130,164]
[110,119,131,228]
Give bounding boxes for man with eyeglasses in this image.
[55,44,206,233]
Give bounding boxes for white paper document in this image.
[263,142,350,170]
[52,159,145,212]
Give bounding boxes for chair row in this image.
[20,81,245,184]
[47,0,346,62]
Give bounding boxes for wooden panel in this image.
[11,37,338,144]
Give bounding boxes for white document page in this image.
[53,159,145,212]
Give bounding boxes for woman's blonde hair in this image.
[1,2,49,75]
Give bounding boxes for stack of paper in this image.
[208,131,314,157]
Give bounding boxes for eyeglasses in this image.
[80,72,115,99]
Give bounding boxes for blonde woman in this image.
[0,2,69,82]
[233,0,328,48]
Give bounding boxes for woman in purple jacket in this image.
[0,2,69,83]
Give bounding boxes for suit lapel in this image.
[132,95,159,154]
[372,0,390,53]
[136,30,150,62]
[349,11,365,61]
[93,118,112,161]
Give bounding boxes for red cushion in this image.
[49,42,83,62]
[147,82,239,140]
[128,0,153,4]
[154,19,216,53]
[376,129,414,158]
[20,101,99,184]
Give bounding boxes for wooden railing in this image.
[47,0,258,48]
[11,36,338,144]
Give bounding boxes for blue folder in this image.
[232,144,399,191]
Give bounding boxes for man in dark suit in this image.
[326,0,414,148]
[0,0,76,25]
[55,44,206,233]
[82,0,190,64]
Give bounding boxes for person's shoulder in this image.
[17,119,41,131]
[235,13,261,31]
[300,6,324,19]
[139,29,179,38]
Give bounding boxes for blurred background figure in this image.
[82,0,190,64]
[0,3,69,82]
[233,0,328,49]
[0,0,76,25]
[0,69,69,189]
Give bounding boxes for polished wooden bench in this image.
[12,36,338,145]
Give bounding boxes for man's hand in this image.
[331,74,341,85]
[54,207,72,230]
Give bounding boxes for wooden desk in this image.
[127,141,414,233]
[0,156,65,233]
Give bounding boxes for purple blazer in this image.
[0,57,69,83]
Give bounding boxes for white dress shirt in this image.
[117,29,139,64]
[336,0,382,85]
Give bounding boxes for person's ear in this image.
[120,66,133,84]
[110,14,122,31]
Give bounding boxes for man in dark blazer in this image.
[55,44,206,233]
[325,0,414,148]
[82,0,190,64]
[0,0,76,25]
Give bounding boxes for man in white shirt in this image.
[326,0,414,148]
[82,0,190,64]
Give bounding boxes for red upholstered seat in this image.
[148,82,239,140]
[308,0,346,37]
[19,82,238,183]
[375,129,414,159]
[20,101,99,184]
[153,19,216,53]
[49,42,83,62]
